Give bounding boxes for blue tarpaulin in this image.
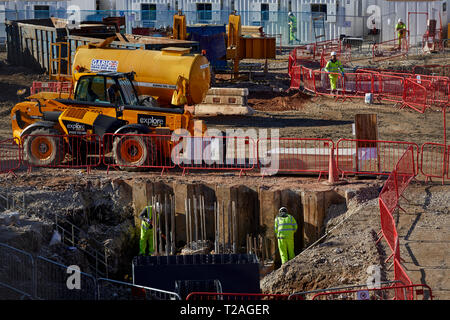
[186,25,227,70]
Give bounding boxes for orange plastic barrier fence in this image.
[311,284,432,300]
[30,81,72,95]
[372,37,408,62]
[186,292,290,300]
[174,135,257,177]
[102,133,175,175]
[257,138,333,178]
[20,134,101,173]
[336,139,419,178]
[420,142,449,183]
[0,139,22,175]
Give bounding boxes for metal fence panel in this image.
[0,243,35,299]
[97,278,181,300]
[35,256,97,300]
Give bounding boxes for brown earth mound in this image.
[249,91,311,111]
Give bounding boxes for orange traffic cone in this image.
[324,146,345,185]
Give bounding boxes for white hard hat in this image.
[398,18,403,23]
[279,207,288,214]
[288,11,293,16]
[331,51,337,56]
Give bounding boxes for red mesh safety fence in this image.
[342,72,374,98]
[289,65,302,90]
[373,74,404,103]
[378,198,398,254]
[102,133,175,173]
[302,66,315,93]
[174,135,257,176]
[311,284,431,300]
[395,146,416,196]
[403,79,429,113]
[20,134,101,172]
[186,292,290,300]
[420,143,448,182]
[30,81,72,95]
[335,139,419,177]
[393,260,414,300]
[372,38,408,62]
[0,139,22,174]
[413,75,450,106]
[257,138,333,177]
[379,172,398,213]
[313,70,344,97]
[412,64,450,78]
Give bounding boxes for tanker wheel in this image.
[112,131,152,172]
[23,128,64,167]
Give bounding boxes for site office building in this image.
[0,0,95,19]
[0,0,95,41]
[106,0,449,44]
[0,0,447,43]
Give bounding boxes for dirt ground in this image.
[1,50,449,145]
[0,47,449,299]
[260,182,449,300]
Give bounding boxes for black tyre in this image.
[112,131,152,172]
[23,128,64,166]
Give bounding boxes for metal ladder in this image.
[49,42,72,81]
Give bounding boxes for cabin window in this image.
[34,5,50,19]
[261,3,269,21]
[141,4,157,21]
[197,3,212,21]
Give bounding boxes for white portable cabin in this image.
[0,0,95,42]
[180,0,228,24]
[286,0,447,44]
[115,0,175,31]
[373,0,448,45]
[233,0,280,36]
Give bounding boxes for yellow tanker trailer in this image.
[72,46,211,107]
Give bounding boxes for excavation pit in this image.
[0,169,382,281]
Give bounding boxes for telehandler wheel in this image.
[112,131,151,171]
[23,128,64,166]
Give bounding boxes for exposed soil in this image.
[260,182,449,300]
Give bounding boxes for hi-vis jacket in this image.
[274,214,298,239]
[324,60,344,75]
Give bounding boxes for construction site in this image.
[0,2,449,303]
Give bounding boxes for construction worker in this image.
[288,12,299,45]
[274,207,298,264]
[324,51,344,94]
[395,18,407,49]
[139,203,160,255]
